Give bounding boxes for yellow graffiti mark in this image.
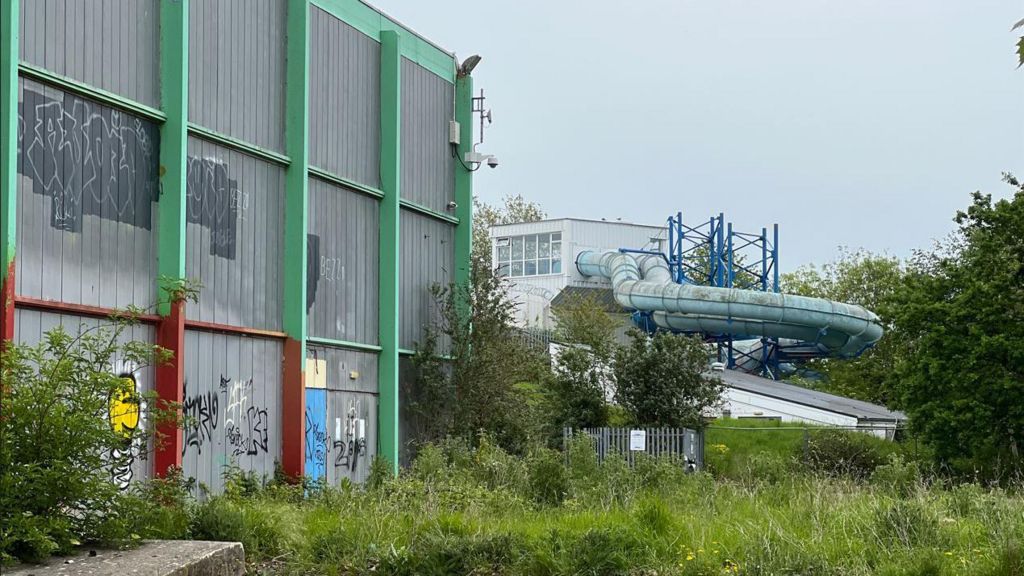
[109,377,140,438]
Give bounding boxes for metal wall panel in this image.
[19,0,161,106]
[185,137,285,330]
[400,58,454,213]
[303,388,377,486]
[307,178,379,344]
[399,209,454,350]
[308,6,380,188]
[182,330,283,495]
[188,0,286,152]
[306,344,379,394]
[15,79,160,309]
[13,308,157,490]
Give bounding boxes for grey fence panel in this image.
[567,427,704,471]
[182,330,283,495]
[185,137,285,330]
[306,344,378,394]
[13,308,157,490]
[308,6,380,188]
[326,391,377,485]
[400,58,454,213]
[399,209,454,350]
[307,178,379,344]
[189,0,286,152]
[16,78,160,309]
[19,0,161,106]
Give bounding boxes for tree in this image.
[0,280,197,563]
[472,195,545,267]
[890,174,1024,477]
[1014,18,1023,67]
[613,330,722,428]
[410,252,548,453]
[781,248,906,406]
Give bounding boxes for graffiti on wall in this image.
[108,360,147,490]
[333,400,366,472]
[221,376,270,457]
[182,380,220,456]
[185,156,244,260]
[17,86,159,232]
[304,406,328,471]
[180,374,271,460]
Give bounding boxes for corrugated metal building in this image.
[0,0,476,489]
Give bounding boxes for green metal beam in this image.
[400,199,459,225]
[19,63,166,123]
[283,0,311,346]
[281,0,312,480]
[157,0,189,315]
[453,74,474,299]
[187,123,291,167]
[310,0,455,84]
[378,29,402,474]
[307,336,383,353]
[1,0,19,292]
[308,165,384,200]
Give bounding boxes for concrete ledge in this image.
[7,541,245,576]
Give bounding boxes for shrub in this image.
[803,430,897,479]
[872,454,923,497]
[527,448,569,506]
[0,321,175,563]
[874,499,941,549]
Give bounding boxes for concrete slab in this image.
[6,541,245,576]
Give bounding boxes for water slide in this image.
[576,251,883,358]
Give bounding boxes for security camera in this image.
[447,201,458,211]
[486,156,499,169]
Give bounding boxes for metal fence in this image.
[564,427,704,471]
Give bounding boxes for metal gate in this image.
[564,427,704,471]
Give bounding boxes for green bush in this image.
[872,454,924,497]
[0,322,175,563]
[803,429,900,479]
[527,448,569,506]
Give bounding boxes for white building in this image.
[715,369,905,438]
[491,218,666,329]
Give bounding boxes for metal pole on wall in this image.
[377,30,402,475]
[281,0,311,480]
[0,0,19,343]
[153,0,190,476]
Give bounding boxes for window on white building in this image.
[495,233,561,277]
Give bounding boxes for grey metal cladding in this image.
[307,178,379,344]
[19,0,161,106]
[188,0,286,152]
[309,6,380,188]
[326,390,377,485]
[13,308,157,489]
[400,58,455,212]
[15,78,160,309]
[306,344,378,394]
[399,209,454,350]
[182,330,283,495]
[185,137,285,330]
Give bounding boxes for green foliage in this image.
[527,449,569,506]
[613,330,722,428]
[891,174,1024,478]
[803,429,903,480]
[1014,18,1024,68]
[0,319,178,563]
[550,346,610,430]
[471,194,545,267]
[782,248,905,406]
[410,253,549,454]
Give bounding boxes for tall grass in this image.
[143,436,1023,576]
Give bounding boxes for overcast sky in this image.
[391,0,1023,270]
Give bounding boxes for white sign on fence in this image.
[629,429,646,451]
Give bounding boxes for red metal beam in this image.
[1,260,13,342]
[153,299,185,475]
[281,337,305,480]
[183,319,287,340]
[13,296,161,324]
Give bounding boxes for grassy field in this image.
[128,435,1024,576]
